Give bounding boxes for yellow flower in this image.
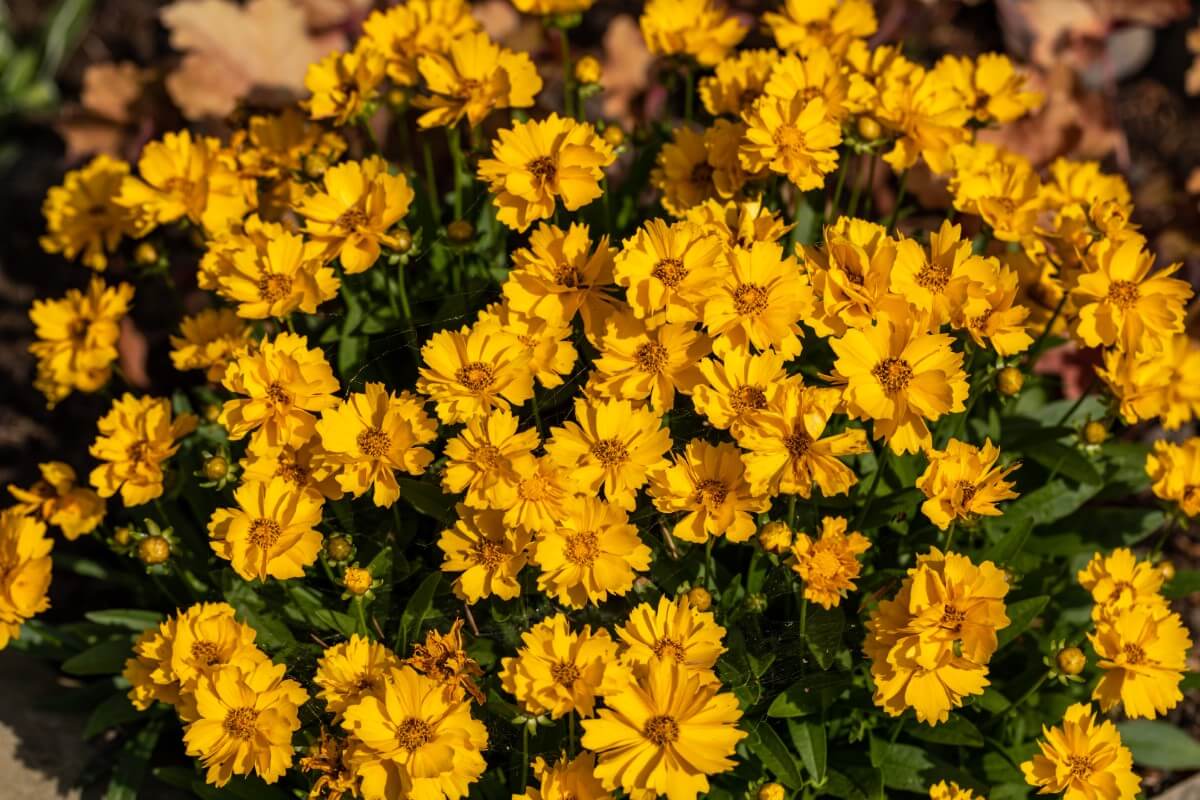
[414,31,541,128]
[442,408,540,509]
[216,221,340,318]
[581,659,746,800]
[735,383,870,498]
[298,729,358,800]
[7,462,104,540]
[802,216,898,337]
[500,612,620,718]
[360,0,479,87]
[948,143,1044,245]
[589,312,711,413]
[763,0,877,55]
[639,0,747,66]
[1021,703,1141,800]
[316,383,438,507]
[474,302,578,389]
[685,197,793,248]
[40,154,148,271]
[1146,438,1200,517]
[405,619,486,704]
[762,49,850,121]
[740,94,840,190]
[514,753,612,800]
[438,505,530,604]
[875,59,973,174]
[890,221,994,330]
[303,46,384,126]
[705,241,813,357]
[532,495,651,609]
[417,324,534,423]
[700,50,779,116]
[1090,608,1191,719]
[219,332,340,451]
[830,311,969,454]
[616,594,726,679]
[790,516,871,609]
[208,477,324,582]
[545,397,672,510]
[1076,548,1169,624]
[295,155,415,274]
[692,342,794,434]
[182,660,308,787]
[928,780,982,800]
[649,439,769,543]
[28,276,133,407]
[0,510,52,651]
[236,108,347,180]
[239,437,344,501]
[1071,235,1192,354]
[961,52,1043,123]
[503,222,619,341]
[315,634,402,718]
[89,393,197,506]
[511,0,593,13]
[478,114,615,232]
[916,438,1020,531]
[169,308,254,382]
[118,130,251,234]
[652,126,721,216]
[959,263,1033,356]
[613,218,722,324]
[1098,335,1200,430]
[341,665,488,800]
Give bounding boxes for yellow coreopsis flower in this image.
[405,619,486,703]
[544,397,672,510]
[648,439,769,543]
[959,263,1033,356]
[503,455,574,533]
[169,308,254,382]
[303,46,384,126]
[639,0,747,66]
[790,516,871,609]
[763,0,877,55]
[89,393,198,506]
[208,477,324,582]
[514,753,612,800]
[316,384,438,507]
[532,495,651,608]
[236,108,347,180]
[475,302,578,389]
[960,52,1044,123]
[616,594,726,679]
[589,312,711,413]
[511,0,593,12]
[360,0,479,87]
[891,220,994,330]
[341,666,488,800]
[415,31,541,128]
[1021,703,1141,800]
[500,612,620,718]
[1090,607,1191,720]
[692,341,794,434]
[685,197,793,248]
[1071,235,1192,354]
[220,332,340,451]
[315,634,402,719]
[830,311,969,454]
[240,437,344,501]
[948,143,1044,245]
[1076,548,1169,624]
[916,438,1020,531]
[1098,334,1200,430]
[29,276,133,407]
[438,505,530,603]
[294,155,415,274]
[182,660,308,787]
[613,218,723,324]
[478,114,615,232]
[40,154,148,271]
[928,781,982,800]
[740,95,841,190]
[7,461,105,540]
[216,221,340,319]
[802,216,898,337]
[441,408,540,509]
[417,324,534,423]
[705,241,813,357]
[699,49,779,116]
[875,60,973,174]
[652,126,721,216]
[0,510,52,651]
[1146,438,1200,517]
[581,659,746,800]
[762,49,851,122]
[735,383,870,498]
[118,130,251,234]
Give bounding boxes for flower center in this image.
[969,310,993,331]
[455,362,496,392]
[634,341,670,374]
[190,639,221,666]
[730,384,768,413]
[784,429,813,459]
[473,444,501,470]
[223,707,258,740]
[563,531,600,566]
[872,357,913,393]
[553,263,584,288]
[126,440,151,465]
[276,458,311,486]
[550,660,581,686]
[773,124,808,158]
[1107,280,1140,309]
[733,283,770,316]
[266,381,290,405]
[248,518,282,549]
[1066,754,1094,780]
[955,480,977,505]
[940,605,967,632]
[356,428,391,458]
[652,257,688,287]
[690,161,713,186]
[471,538,507,568]
[644,714,680,745]
[528,156,557,184]
[651,636,686,662]
[1122,643,1145,664]
[335,207,369,231]
[915,261,951,292]
[695,478,728,508]
[517,476,548,502]
[591,438,629,468]
[396,717,433,751]
[257,272,293,303]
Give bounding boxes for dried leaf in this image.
[81,62,149,124]
[601,14,653,126]
[293,0,371,28]
[999,0,1187,69]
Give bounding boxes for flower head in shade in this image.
[1146,437,1200,517]
[89,394,197,507]
[40,154,148,271]
[169,308,254,383]
[7,462,104,540]
[0,510,53,651]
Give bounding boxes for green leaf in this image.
[1163,569,1200,600]
[746,721,805,790]
[1023,440,1101,485]
[767,672,852,718]
[84,692,143,739]
[982,516,1033,566]
[804,605,845,670]
[788,718,828,785]
[997,595,1050,648]
[869,739,934,793]
[1029,507,1164,555]
[1117,720,1200,770]
[191,776,290,800]
[999,480,1100,528]
[104,716,163,800]
[909,714,984,748]
[151,766,196,791]
[399,479,456,524]
[399,572,442,650]
[63,636,133,676]
[84,610,162,631]
[821,767,883,800]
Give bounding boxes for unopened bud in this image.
[344,566,372,596]
[1055,646,1086,676]
[758,521,792,554]
[1082,420,1108,445]
[574,55,602,85]
[996,366,1024,397]
[326,535,354,563]
[856,116,882,141]
[203,456,228,481]
[138,535,170,565]
[447,219,474,244]
[686,586,712,612]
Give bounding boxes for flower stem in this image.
[561,27,575,119]
[447,126,465,218]
[521,724,530,787]
[395,260,417,352]
[683,65,694,122]
[422,137,439,230]
[885,170,908,232]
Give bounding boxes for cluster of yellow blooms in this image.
[11,0,1200,799]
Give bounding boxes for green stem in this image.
[561,27,575,119]
[1000,670,1050,716]
[1054,374,1096,428]
[885,171,908,232]
[853,445,889,529]
[521,724,530,787]
[359,116,382,154]
[395,260,417,352]
[530,390,545,437]
[447,126,465,218]
[828,153,851,219]
[683,65,694,122]
[1026,291,1069,368]
[422,137,439,229]
[354,597,370,637]
[705,537,716,589]
[568,711,577,756]
[787,493,797,529]
[944,521,958,553]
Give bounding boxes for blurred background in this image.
[0,1,1197,797]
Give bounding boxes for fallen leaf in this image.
[601,14,653,126]
[118,317,150,390]
[998,0,1187,70]
[1187,26,1200,95]
[294,0,372,28]
[81,62,149,124]
[55,61,154,160]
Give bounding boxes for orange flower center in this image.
[772,124,808,159]
[955,480,977,505]
[356,428,391,458]
[634,341,669,374]
[652,257,688,287]
[695,478,728,507]
[248,518,282,549]
[473,444,501,470]
[1107,280,1140,309]
[563,531,600,566]
[396,717,433,751]
[651,636,686,662]
[915,261,951,293]
[257,272,293,303]
[455,362,496,392]
[730,384,768,413]
[1066,754,1095,780]
[872,357,913,393]
[940,605,967,632]
[190,639,221,666]
[335,207,369,231]
[553,263,584,288]
[784,429,813,459]
[527,156,557,185]
[266,381,290,405]
[1122,643,1145,665]
[550,660,581,686]
[276,458,311,486]
[223,707,258,740]
[690,161,713,186]
[126,440,151,465]
[644,714,680,745]
[733,283,770,316]
[517,476,548,502]
[591,438,629,468]
[471,538,507,568]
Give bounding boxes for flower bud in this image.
[1158,560,1176,582]
[138,535,171,565]
[856,116,882,141]
[1055,646,1086,676]
[744,592,768,614]
[758,521,792,554]
[113,526,132,546]
[326,535,354,563]
[203,404,222,423]
[134,242,158,266]
[393,228,414,254]
[447,220,474,244]
[996,366,1024,397]
[203,456,228,481]
[1081,420,1108,445]
[344,566,372,596]
[686,586,712,612]
[759,783,786,800]
[574,55,602,85]
[602,125,625,148]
